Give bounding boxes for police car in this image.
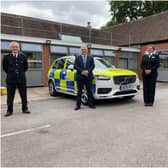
[48,56,140,104]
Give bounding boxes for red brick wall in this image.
[43,44,50,86]
[138,42,168,80]
[114,51,119,68]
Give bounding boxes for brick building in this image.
[1,12,139,86]
[1,11,168,86]
[104,11,168,81]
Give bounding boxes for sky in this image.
[1,0,111,28]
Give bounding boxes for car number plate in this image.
[120,84,133,91]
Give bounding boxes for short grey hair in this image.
[80,45,88,50]
[9,41,20,48]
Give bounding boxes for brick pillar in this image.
[114,51,119,68]
[43,44,50,86]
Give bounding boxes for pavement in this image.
[1,83,168,167]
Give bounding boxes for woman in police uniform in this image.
[141,46,160,106]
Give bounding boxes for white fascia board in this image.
[1,34,140,53]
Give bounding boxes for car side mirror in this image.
[68,64,74,71]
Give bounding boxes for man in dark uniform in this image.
[2,41,30,117]
[141,46,160,106]
[74,45,96,110]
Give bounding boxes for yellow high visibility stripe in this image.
[60,80,67,91]
[54,69,62,79]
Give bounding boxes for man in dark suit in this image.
[2,41,30,117]
[141,46,160,107]
[74,45,96,110]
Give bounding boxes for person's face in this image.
[81,47,88,55]
[147,46,154,54]
[10,43,20,54]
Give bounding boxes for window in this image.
[54,59,65,69]
[1,41,11,50]
[119,51,138,70]
[21,43,43,69]
[66,57,75,69]
[50,45,68,53]
[50,45,68,65]
[90,49,103,56]
[69,47,80,55]
[159,51,168,69]
[94,58,114,70]
[103,50,115,65]
[21,43,42,52]
[59,34,82,43]
[160,59,168,69]
[25,52,42,69]
[104,50,115,57]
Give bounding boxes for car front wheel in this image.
[48,80,57,96]
[81,91,88,105]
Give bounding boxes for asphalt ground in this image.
[1,85,168,167]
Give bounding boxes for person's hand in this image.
[145,69,151,75]
[82,70,89,76]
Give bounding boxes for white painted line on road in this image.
[0,124,51,138]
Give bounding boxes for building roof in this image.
[1,12,112,46]
[103,11,168,46]
[1,11,168,47]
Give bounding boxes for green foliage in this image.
[106,0,168,27]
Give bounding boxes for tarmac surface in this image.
[1,84,168,167]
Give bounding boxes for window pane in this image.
[91,49,103,56]
[50,45,68,53]
[50,53,65,65]
[21,43,42,52]
[59,34,82,43]
[55,59,65,69]
[1,41,11,50]
[104,50,115,57]
[24,52,42,69]
[69,47,80,55]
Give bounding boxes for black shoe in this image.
[148,103,153,106]
[4,112,13,117]
[74,106,80,111]
[22,109,31,114]
[89,105,96,109]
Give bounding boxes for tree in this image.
[105,1,168,27]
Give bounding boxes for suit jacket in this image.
[141,53,160,76]
[74,55,95,81]
[2,52,28,84]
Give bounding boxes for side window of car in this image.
[66,57,75,69]
[53,59,65,69]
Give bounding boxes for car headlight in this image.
[96,76,111,80]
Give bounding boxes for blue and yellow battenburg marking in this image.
[48,69,96,94]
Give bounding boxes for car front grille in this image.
[97,88,112,94]
[114,90,137,95]
[113,75,136,85]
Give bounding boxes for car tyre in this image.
[48,80,58,96]
[81,91,88,105]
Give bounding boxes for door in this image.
[118,58,128,69]
[65,57,76,93]
[55,58,66,91]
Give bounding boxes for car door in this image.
[65,57,77,94]
[52,58,66,91]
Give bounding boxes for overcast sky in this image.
[1,0,111,28]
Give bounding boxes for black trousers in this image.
[142,73,157,104]
[76,79,94,107]
[7,83,28,113]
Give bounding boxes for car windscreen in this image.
[94,58,114,69]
